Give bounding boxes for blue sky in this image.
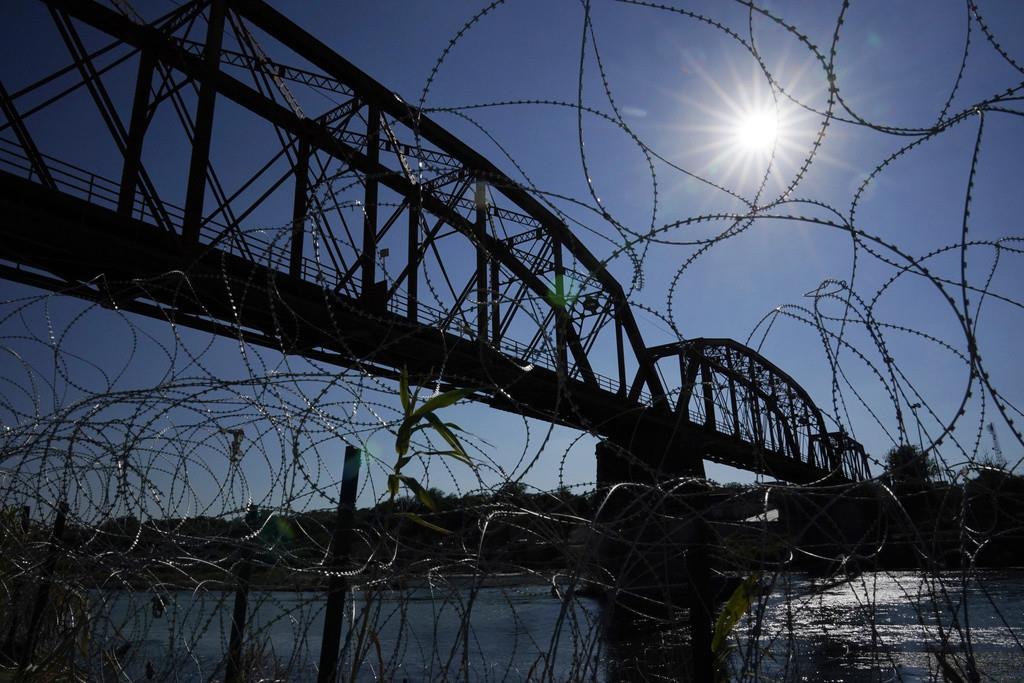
[1,1,1023,516]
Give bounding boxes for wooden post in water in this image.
[225,505,258,683]
[316,444,361,683]
[20,502,67,670]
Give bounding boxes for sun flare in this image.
[734,109,778,151]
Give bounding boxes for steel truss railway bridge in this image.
[0,0,870,486]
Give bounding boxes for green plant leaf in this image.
[419,449,473,466]
[396,421,412,458]
[399,475,437,511]
[387,474,400,499]
[401,512,450,534]
[410,387,474,420]
[424,412,469,460]
[712,574,761,655]
[400,367,412,414]
[395,421,431,459]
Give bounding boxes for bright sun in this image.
[734,109,778,151]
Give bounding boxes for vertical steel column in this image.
[763,405,776,451]
[781,391,799,460]
[748,363,763,447]
[728,380,741,437]
[768,385,782,453]
[674,353,688,418]
[553,240,568,376]
[475,181,488,341]
[118,50,155,217]
[804,408,814,465]
[616,310,626,394]
[407,198,419,322]
[725,352,741,438]
[490,259,500,343]
[182,0,227,243]
[779,392,791,457]
[316,445,361,683]
[700,362,716,430]
[290,139,309,278]
[677,353,700,414]
[361,106,380,304]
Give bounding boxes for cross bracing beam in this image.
[177,39,355,99]
[0,0,869,484]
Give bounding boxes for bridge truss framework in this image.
[0,0,870,485]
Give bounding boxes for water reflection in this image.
[83,570,1024,681]
[600,604,694,682]
[727,570,1024,682]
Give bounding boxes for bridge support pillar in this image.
[594,438,714,681]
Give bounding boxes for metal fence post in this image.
[316,445,361,683]
[20,502,68,670]
[689,508,713,683]
[1,506,31,663]
[225,505,258,683]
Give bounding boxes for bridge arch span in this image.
[642,338,870,482]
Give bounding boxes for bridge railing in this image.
[1,137,121,214]
[1,138,644,403]
[0,136,346,291]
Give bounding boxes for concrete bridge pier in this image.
[594,438,714,681]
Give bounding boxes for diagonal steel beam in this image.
[181,0,226,242]
[0,80,56,190]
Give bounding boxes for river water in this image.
[89,570,1024,681]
